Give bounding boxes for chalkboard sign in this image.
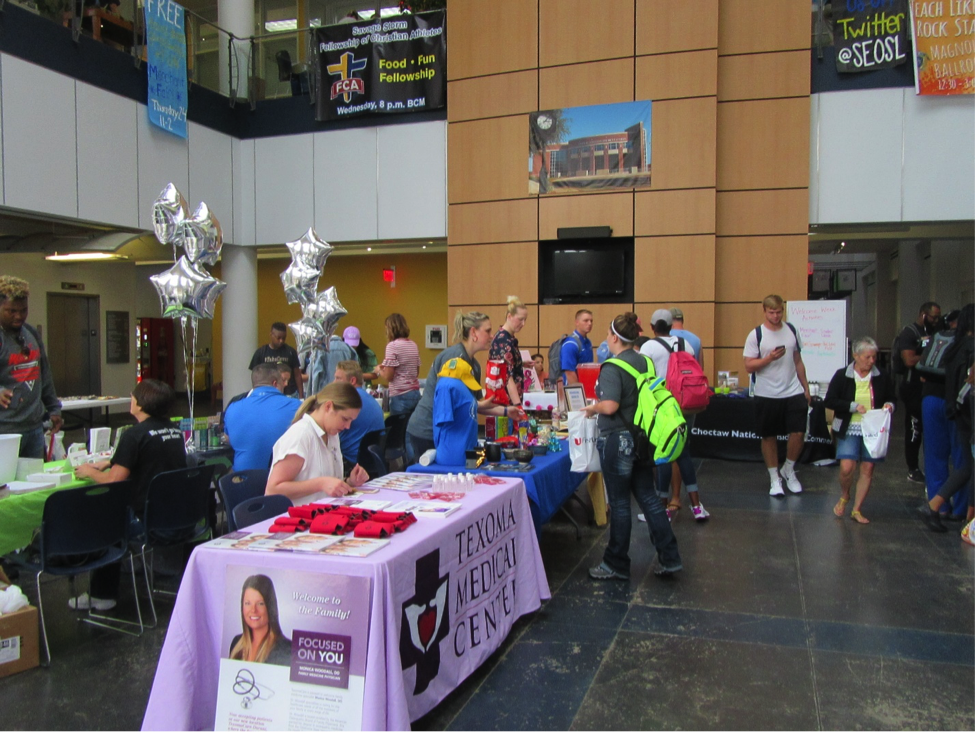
[786,300,847,385]
[106,311,129,364]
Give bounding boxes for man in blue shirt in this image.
[561,309,594,384]
[433,358,480,466]
[224,363,300,471]
[333,359,385,468]
[670,307,703,367]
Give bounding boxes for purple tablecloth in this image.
[142,476,549,731]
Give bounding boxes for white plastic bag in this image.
[568,411,600,473]
[861,409,891,459]
[46,431,66,461]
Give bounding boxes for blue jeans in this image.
[599,430,681,576]
[18,426,45,459]
[389,388,421,417]
[655,446,699,496]
[923,396,966,513]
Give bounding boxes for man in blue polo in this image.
[333,359,385,470]
[561,309,594,384]
[223,363,299,471]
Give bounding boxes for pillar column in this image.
[220,244,258,406]
[218,0,254,100]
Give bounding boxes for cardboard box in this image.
[0,605,40,678]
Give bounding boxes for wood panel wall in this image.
[445,0,809,380]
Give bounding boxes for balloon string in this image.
[180,316,197,453]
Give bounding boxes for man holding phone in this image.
[743,294,811,497]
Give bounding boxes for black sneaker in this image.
[653,561,683,577]
[917,505,947,533]
[907,469,926,483]
[589,562,629,581]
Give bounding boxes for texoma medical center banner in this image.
[912,0,975,94]
[314,10,445,121]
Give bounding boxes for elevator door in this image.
[46,294,101,397]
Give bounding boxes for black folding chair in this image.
[359,443,388,479]
[384,413,409,469]
[233,495,293,530]
[27,481,143,665]
[357,429,386,464]
[136,465,214,627]
[217,469,270,533]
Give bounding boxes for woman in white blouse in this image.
[266,381,370,505]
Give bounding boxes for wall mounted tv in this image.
[538,237,634,304]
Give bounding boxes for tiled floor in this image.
[2,426,973,730]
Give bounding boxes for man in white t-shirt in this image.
[743,295,811,497]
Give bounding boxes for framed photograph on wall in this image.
[425,325,447,349]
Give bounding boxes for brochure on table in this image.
[214,565,372,731]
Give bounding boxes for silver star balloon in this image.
[289,317,324,356]
[286,228,333,271]
[280,261,321,305]
[149,256,226,320]
[315,286,347,346]
[177,202,223,267]
[152,183,189,246]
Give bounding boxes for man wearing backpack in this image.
[555,309,594,385]
[743,295,811,497]
[640,309,710,520]
[894,302,941,484]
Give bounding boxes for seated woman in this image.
[229,574,291,666]
[824,337,895,524]
[266,381,369,505]
[70,378,186,611]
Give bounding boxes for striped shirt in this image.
[381,338,421,396]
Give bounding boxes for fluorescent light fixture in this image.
[265,19,297,32]
[46,252,128,262]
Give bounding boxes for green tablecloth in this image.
[0,460,91,557]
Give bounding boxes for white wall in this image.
[0,52,448,246]
[810,87,975,225]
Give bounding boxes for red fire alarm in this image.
[383,266,396,288]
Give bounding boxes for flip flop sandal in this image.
[833,497,849,518]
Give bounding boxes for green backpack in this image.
[604,355,687,465]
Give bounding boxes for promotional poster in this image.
[214,566,371,731]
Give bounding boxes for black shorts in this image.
[755,394,807,438]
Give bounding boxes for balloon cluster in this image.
[148,183,226,320]
[280,228,347,355]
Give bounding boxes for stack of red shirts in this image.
[267,516,311,533]
[268,503,417,538]
[354,511,418,538]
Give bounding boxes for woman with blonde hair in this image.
[228,574,291,665]
[489,296,529,407]
[266,381,369,505]
[406,310,527,458]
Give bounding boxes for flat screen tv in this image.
[538,237,633,304]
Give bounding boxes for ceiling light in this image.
[832,241,847,255]
[367,247,372,252]
[265,19,297,32]
[46,252,128,262]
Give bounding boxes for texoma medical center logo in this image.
[400,550,450,694]
[327,51,368,102]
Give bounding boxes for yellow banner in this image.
[911,1,975,95]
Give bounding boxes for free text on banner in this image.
[145,0,188,137]
[911,0,975,95]
[833,0,911,73]
[314,10,445,121]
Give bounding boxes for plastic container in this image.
[576,363,600,401]
[0,434,22,484]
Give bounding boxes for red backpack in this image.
[655,337,711,414]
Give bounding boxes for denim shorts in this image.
[835,430,884,463]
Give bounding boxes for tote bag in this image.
[861,409,891,459]
[568,411,601,473]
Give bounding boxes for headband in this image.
[611,321,633,343]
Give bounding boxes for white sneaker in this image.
[692,504,710,521]
[769,478,785,497]
[782,470,803,494]
[68,592,116,611]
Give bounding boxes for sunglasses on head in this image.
[7,333,30,357]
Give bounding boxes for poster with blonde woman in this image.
[214,566,371,730]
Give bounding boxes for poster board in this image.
[786,300,847,385]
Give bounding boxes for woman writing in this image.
[374,313,421,416]
[488,296,529,407]
[229,574,291,666]
[824,337,895,524]
[580,313,682,580]
[266,381,369,506]
[407,311,526,458]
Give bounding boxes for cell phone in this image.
[775,345,786,353]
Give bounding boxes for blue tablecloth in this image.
[406,439,585,533]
